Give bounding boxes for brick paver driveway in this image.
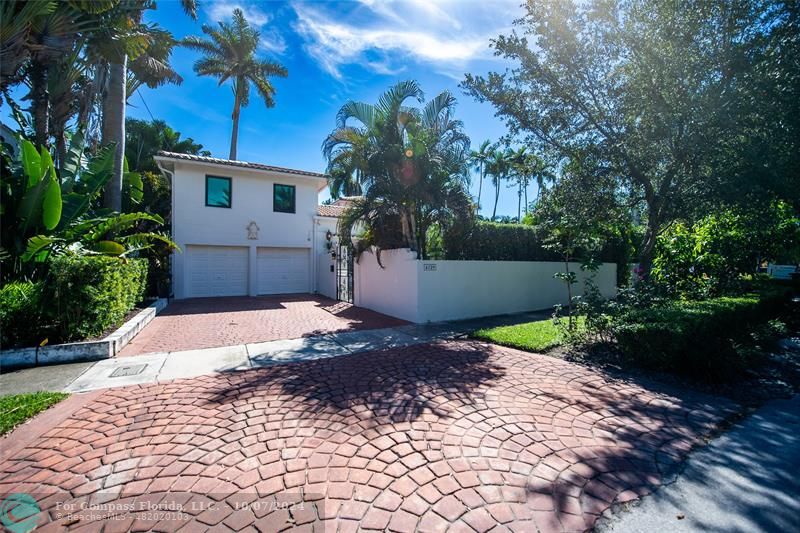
[0,341,736,532]
[120,295,408,356]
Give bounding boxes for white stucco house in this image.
[154,151,343,299]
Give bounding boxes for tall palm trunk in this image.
[517,181,522,221]
[492,176,501,220]
[102,57,127,212]
[477,163,484,208]
[29,61,49,148]
[229,78,243,160]
[524,181,528,214]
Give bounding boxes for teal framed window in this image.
[273,184,296,213]
[205,175,231,208]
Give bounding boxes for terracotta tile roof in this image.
[155,151,327,178]
[316,196,362,218]
[317,204,348,217]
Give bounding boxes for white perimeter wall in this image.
[354,248,617,323]
[355,249,420,322]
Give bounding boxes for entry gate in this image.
[336,244,354,303]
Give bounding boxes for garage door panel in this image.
[257,248,310,295]
[187,245,248,298]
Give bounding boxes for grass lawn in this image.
[0,392,69,436]
[472,317,585,352]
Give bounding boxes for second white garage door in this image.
[257,247,310,295]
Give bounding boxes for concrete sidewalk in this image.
[0,311,548,394]
[596,394,800,533]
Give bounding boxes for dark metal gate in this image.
[336,244,354,303]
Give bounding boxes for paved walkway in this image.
[0,340,736,532]
[119,295,409,356]
[596,394,800,533]
[1,313,547,395]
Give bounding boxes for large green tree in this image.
[183,8,287,160]
[463,0,799,275]
[125,118,208,173]
[322,80,474,260]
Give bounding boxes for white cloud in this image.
[292,1,508,79]
[259,28,288,55]
[206,1,272,27]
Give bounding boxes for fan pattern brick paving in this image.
[0,341,736,532]
[119,295,408,356]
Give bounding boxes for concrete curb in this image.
[0,298,168,369]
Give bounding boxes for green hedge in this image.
[46,256,148,342]
[0,256,148,348]
[611,295,784,381]
[444,221,561,261]
[443,220,620,262]
[0,281,43,348]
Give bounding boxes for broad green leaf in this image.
[124,170,144,203]
[58,145,114,229]
[17,178,49,236]
[61,129,85,187]
[21,235,63,262]
[86,212,164,241]
[92,240,126,255]
[21,140,41,188]
[40,149,62,229]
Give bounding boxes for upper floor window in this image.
[206,175,231,208]
[273,184,296,213]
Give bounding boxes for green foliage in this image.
[125,118,209,173]
[43,256,148,343]
[324,80,474,261]
[610,295,785,381]
[0,392,69,436]
[653,203,800,297]
[462,0,800,272]
[0,281,44,348]
[444,221,559,261]
[1,257,148,347]
[1,136,177,282]
[472,317,585,352]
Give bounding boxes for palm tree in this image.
[469,139,493,211]
[486,148,512,221]
[322,80,472,259]
[183,9,287,160]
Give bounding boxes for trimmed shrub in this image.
[42,256,148,343]
[444,220,620,263]
[611,295,784,381]
[444,221,561,261]
[0,281,44,348]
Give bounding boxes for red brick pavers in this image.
[0,341,737,532]
[119,295,408,356]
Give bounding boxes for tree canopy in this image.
[463,0,799,273]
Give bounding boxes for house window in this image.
[273,184,296,213]
[205,176,232,208]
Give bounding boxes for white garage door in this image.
[186,245,248,298]
[257,247,310,295]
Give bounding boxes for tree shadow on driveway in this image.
[200,340,506,424]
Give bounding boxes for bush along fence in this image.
[610,294,787,382]
[1,256,152,365]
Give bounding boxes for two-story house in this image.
[154,151,332,299]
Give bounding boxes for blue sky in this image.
[15,0,535,217]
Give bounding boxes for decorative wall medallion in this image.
[246,221,260,240]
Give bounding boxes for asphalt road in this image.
[596,394,800,533]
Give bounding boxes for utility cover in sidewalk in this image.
[110,364,147,377]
